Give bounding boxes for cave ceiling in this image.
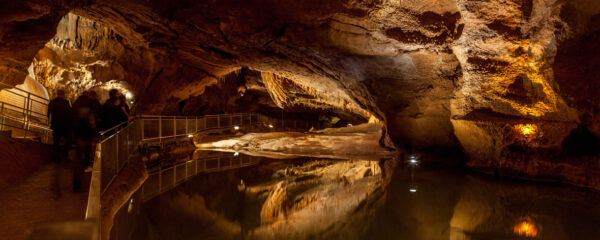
[1,0,600,163]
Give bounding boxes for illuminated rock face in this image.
[1,0,599,184]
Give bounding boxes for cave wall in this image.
[1,0,600,184]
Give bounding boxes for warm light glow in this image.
[234,152,239,156]
[515,123,538,138]
[269,124,274,128]
[234,125,240,130]
[347,123,353,127]
[514,220,538,237]
[127,198,134,213]
[125,92,133,99]
[520,124,535,135]
[188,134,193,138]
[409,188,417,193]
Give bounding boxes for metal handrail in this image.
[0,84,52,143]
[85,112,320,240]
[0,82,50,102]
[140,152,260,202]
[98,117,137,137]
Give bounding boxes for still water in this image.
[114,151,600,240]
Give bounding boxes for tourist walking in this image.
[48,89,72,163]
[71,92,97,192]
[101,89,129,132]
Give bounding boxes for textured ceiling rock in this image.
[1,0,600,182]
[0,1,74,86]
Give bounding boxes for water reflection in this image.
[113,152,600,240]
[374,166,600,240]
[123,152,394,240]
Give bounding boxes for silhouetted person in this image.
[88,90,102,131]
[72,92,97,191]
[118,94,130,122]
[88,90,101,169]
[101,89,128,132]
[48,89,72,162]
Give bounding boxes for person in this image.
[72,92,97,192]
[48,89,72,162]
[101,89,129,133]
[88,90,101,169]
[73,92,97,171]
[118,94,130,122]
[88,90,102,130]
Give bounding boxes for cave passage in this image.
[2,0,600,239]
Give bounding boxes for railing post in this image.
[158,116,162,143]
[158,168,162,193]
[0,103,4,131]
[125,123,129,159]
[185,161,188,179]
[173,116,176,139]
[141,118,145,141]
[115,131,119,175]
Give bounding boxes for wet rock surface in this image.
[1,0,600,187]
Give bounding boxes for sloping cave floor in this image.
[0,162,90,240]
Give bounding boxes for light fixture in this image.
[347,123,353,127]
[234,125,240,130]
[234,152,239,156]
[409,188,417,193]
[129,100,135,104]
[187,134,193,138]
[409,155,418,164]
[514,220,538,237]
[125,92,133,99]
[268,124,274,128]
[127,198,134,213]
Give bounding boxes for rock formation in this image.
[1,0,600,187]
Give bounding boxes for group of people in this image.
[48,88,131,192]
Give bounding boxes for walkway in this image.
[0,161,90,240]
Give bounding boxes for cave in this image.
[1,0,600,239]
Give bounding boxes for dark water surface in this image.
[113,152,600,240]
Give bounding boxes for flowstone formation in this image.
[1,0,600,187]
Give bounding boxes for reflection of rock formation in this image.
[378,167,600,240]
[132,159,393,240]
[248,160,384,239]
[448,178,573,240]
[198,123,393,160]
